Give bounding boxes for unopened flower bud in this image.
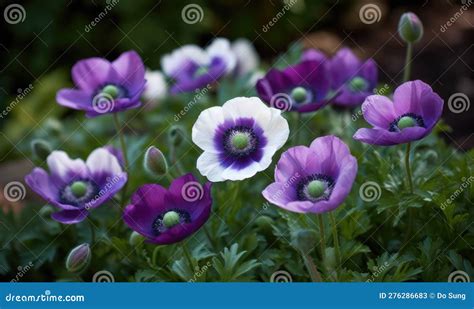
[31,139,52,161]
[129,231,144,246]
[168,125,184,147]
[144,146,168,177]
[66,243,91,273]
[398,12,423,43]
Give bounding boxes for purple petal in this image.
[329,48,361,86]
[86,148,124,185]
[301,49,327,63]
[392,80,427,115]
[51,209,88,224]
[274,146,320,182]
[309,135,351,179]
[56,89,94,112]
[111,51,146,95]
[47,151,88,186]
[362,95,396,129]
[71,58,116,91]
[353,126,428,146]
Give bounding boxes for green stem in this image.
[295,113,302,145]
[182,242,194,271]
[402,43,413,82]
[317,214,326,266]
[329,212,341,281]
[301,252,322,282]
[203,226,217,252]
[405,142,414,193]
[169,143,185,176]
[87,219,96,244]
[113,113,130,207]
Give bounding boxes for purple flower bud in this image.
[66,243,91,272]
[143,146,168,177]
[398,12,423,43]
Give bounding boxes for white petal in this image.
[231,38,260,76]
[196,152,226,182]
[192,106,225,152]
[222,96,270,120]
[206,38,237,74]
[161,45,208,77]
[261,107,290,149]
[143,70,167,101]
[47,151,87,184]
[86,148,123,176]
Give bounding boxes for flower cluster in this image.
[23,11,445,280]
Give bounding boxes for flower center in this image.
[70,181,88,198]
[397,116,416,129]
[291,87,308,103]
[101,85,120,99]
[389,113,425,132]
[297,174,334,202]
[231,132,250,150]
[152,209,190,235]
[349,77,369,92]
[307,180,326,199]
[222,126,259,158]
[194,66,209,77]
[60,180,96,207]
[162,211,181,228]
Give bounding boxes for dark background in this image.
[0,0,472,151]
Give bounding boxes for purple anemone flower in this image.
[256,59,331,113]
[56,51,146,117]
[161,38,236,94]
[192,97,289,182]
[263,135,357,214]
[301,48,378,107]
[123,174,212,245]
[25,148,127,224]
[353,80,444,146]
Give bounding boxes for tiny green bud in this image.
[292,229,316,254]
[39,205,54,217]
[291,87,307,103]
[66,243,91,273]
[31,139,52,161]
[231,133,249,150]
[168,125,185,147]
[101,85,119,98]
[43,118,63,136]
[349,77,368,92]
[307,180,326,199]
[398,12,423,44]
[144,146,168,177]
[256,215,273,230]
[70,181,88,198]
[397,116,416,130]
[129,231,144,246]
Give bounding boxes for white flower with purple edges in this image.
[161,38,236,94]
[25,148,127,224]
[192,97,290,182]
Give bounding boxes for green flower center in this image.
[101,85,119,98]
[307,180,326,199]
[70,181,88,198]
[349,77,368,92]
[231,132,250,150]
[162,211,181,228]
[397,116,416,130]
[194,66,209,77]
[291,87,308,103]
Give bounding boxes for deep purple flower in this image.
[25,148,127,224]
[161,38,236,94]
[123,174,212,245]
[192,97,289,182]
[56,51,146,117]
[256,59,331,113]
[263,135,357,214]
[301,48,378,107]
[353,80,443,146]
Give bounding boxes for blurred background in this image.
[1,0,472,155]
